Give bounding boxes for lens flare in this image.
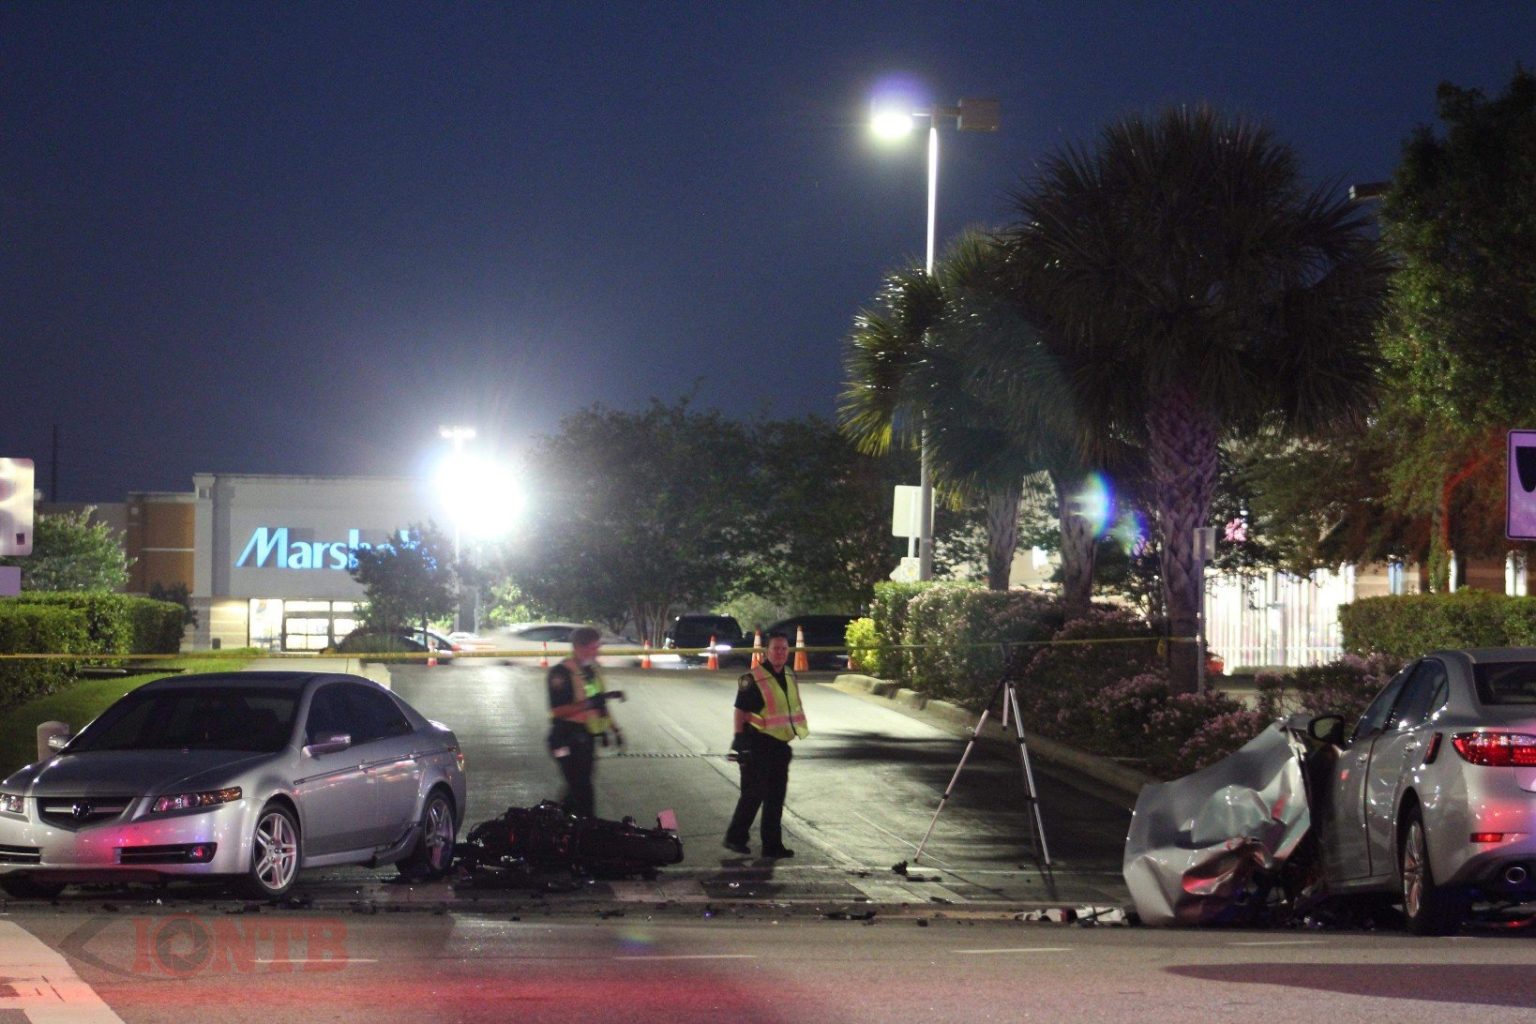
[1072,473,1113,538]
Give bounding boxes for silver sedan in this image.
[0,671,466,899]
[1311,647,1536,933]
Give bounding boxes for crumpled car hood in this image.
[1123,717,1312,926]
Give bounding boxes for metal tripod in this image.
[910,676,1051,867]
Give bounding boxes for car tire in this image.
[1399,808,1467,935]
[242,802,300,900]
[399,789,456,881]
[0,876,66,900]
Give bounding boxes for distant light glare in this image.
[871,109,916,139]
[435,453,525,541]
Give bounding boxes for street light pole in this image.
[438,424,476,631]
[875,97,999,580]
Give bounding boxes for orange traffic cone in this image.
[793,625,809,672]
[641,640,652,669]
[751,629,763,668]
[540,641,549,668]
[706,634,719,670]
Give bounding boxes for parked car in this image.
[499,622,642,667]
[333,628,458,660]
[1307,648,1536,933]
[766,614,857,671]
[663,614,746,667]
[1126,647,1536,934]
[447,631,496,652]
[0,671,467,899]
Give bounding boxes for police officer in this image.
[724,630,807,857]
[547,625,623,818]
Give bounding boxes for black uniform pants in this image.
[725,732,793,850]
[550,724,596,818]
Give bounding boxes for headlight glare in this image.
[0,793,24,815]
[151,787,242,814]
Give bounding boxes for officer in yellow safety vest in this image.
[724,630,807,858]
[547,625,623,817]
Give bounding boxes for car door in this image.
[1361,658,1449,881]
[1319,668,1411,882]
[342,683,423,849]
[293,683,374,857]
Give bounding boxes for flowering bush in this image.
[1141,691,1252,777]
[1080,672,1172,753]
[1015,606,1163,744]
[1255,652,1404,724]
[1172,708,1275,774]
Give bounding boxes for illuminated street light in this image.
[437,425,476,632]
[871,95,999,580]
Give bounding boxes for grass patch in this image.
[0,654,252,778]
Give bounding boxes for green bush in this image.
[1254,652,1403,723]
[124,597,186,654]
[844,616,880,677]
[1339,591,1536,659]
[902,585,1061,709]
[7,592,134,655]
[0,603,88,706]
[870,581,935,684]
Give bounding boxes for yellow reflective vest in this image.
[551,658,612,735]
[744,664,808,741]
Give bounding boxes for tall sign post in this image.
[1508,430,1536,541]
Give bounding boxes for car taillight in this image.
[1451,732,1536,767]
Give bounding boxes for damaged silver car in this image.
[1125,648,1536,933]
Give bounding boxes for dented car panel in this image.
[1123,719,1312,926]
[1125,648,1536,932]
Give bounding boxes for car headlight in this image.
[151,787,242,814]
[0,792,24,816]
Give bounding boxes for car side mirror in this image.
[46,731,71,752]
[304,733,352,756]
[1308,714,1346,747]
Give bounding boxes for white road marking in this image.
[613,954,757,961]
[953,947,1072,954]
[1229,940,1326,947]
[0,920,126,1023]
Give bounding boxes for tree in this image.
[0,508,130,591]
[842,230,1069,592]
[350,523,457,634]
[1376,69,1536,589]
[1012,106,1390,690]
[746,416,906,611]
[508,400,753,646]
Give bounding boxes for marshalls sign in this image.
[1508,431,1536,540]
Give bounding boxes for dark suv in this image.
[664,614,746,666]
[767,614,856,671]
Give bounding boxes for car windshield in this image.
[68,687,300,753]
[1474,662,1536,705]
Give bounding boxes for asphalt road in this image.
[384,659,1132,907]
[5,908,1535,1024]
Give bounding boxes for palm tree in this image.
[842,231,1090,593]
[1009,106,1389,691]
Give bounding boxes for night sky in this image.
[5,2,1534,502]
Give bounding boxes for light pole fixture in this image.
[438,424,476,633]
[871,96,999,579]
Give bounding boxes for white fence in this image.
[1204,566,1358,670]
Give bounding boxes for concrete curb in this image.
[829,674,1155,806]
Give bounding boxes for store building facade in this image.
[122,474,441,651]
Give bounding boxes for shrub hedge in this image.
[901,585,1063,709]
[1339,591,1536,660]
[870,581,934,685]
[8,593,184,654]
[844,616,880,677]
[0,603,88,705]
